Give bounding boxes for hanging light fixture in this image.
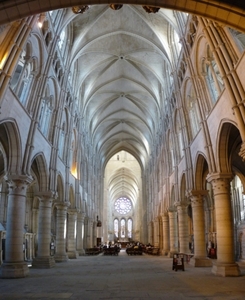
[142,6,160,13]
[71,4,160,14]
[109,4,123,10]
[72,5,90,14]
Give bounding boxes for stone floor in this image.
[1,250,245,300]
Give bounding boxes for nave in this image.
[1,252,245,300]
[2,0,245,281]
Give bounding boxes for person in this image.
[114,244,119,255]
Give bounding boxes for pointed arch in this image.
[69,185,75,208]
[194,152,209,190]
[216,121,242,174]
[30,152,49,192]
[170,185,175,207]
[179,173,187,203]
[0,120,22,175]
[56,173,65,202]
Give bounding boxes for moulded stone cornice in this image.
[160,212,168,218]
[174,200,190,207]
[54,201,71,209]
[206,172,233,183]
[186,189,208,199]
[67,208,78,215]
[4,175,33,194]
[167,206,177,213]
[5,174,33,185]
[35,190,57,199]
[77,212,86,221]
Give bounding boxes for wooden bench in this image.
[151,248,160,255]
[85,248,100,255]
[103,247,120,255]
[146,247,159,255]
[126,248,143,255]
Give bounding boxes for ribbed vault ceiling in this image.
[66,5,179,170]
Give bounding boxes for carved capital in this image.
[239,142,245,161]
[186,189,208,199]
[36,190,57,204]
[54,201,70,211]
[206,172,232,184]
[187,190,208,207]
[5,174,32,195]
[77,212,86,222]
[67,208,78,215]
[168,206,177,213]
[174,199,189,208]
[168,207,177,219]
[206,173,232,196]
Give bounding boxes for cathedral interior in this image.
[1,0,245,282]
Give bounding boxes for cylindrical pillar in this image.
[32,207,38,256]
[54,202,69,262]
[0,175,32,278]
[32,192,55,268]
[67,209,78,258]
[207,174,240,276]
[168,208,178,257]
[153,218,159,247]
[190,191,212,267]
[86,219,94,248]
[161,214,170,255]
[77,212,85,255]
[176,202,190,254]
[148,222,153,245]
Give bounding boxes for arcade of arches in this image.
[1,0,245,279]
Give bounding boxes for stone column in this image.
[32,192,55,268]
[77,212,85,255]
[168,208,178,257]
[86,219,93,248]
[176,202,190,254]
[54,202,69,262]
[0,175,32,278]
[153,218,159,247]
[67,209,79,258]
[207,173,240,276]
[158,216,163,253]
[32,207,38,256]
[161,214,170,255]
[83,217,88,249]
[148,222,153,245]
[189,191,212,267]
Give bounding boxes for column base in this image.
[162,250,169,256]
[190,256,212,267]
[32,256,55,268]
[238,259,245,265]
[212,262,241,277]
[0,262,29,278]
[67,251,79,259]
[54,253,69,262]
[168,251,178,258]
[78,249,85,256]
[160,249,166,256]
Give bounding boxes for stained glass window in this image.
[114,219,119,237]
[121,219,126,238]
[128,219,132,238]
[114,197,132,215]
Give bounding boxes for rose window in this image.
[114,197,132,214]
